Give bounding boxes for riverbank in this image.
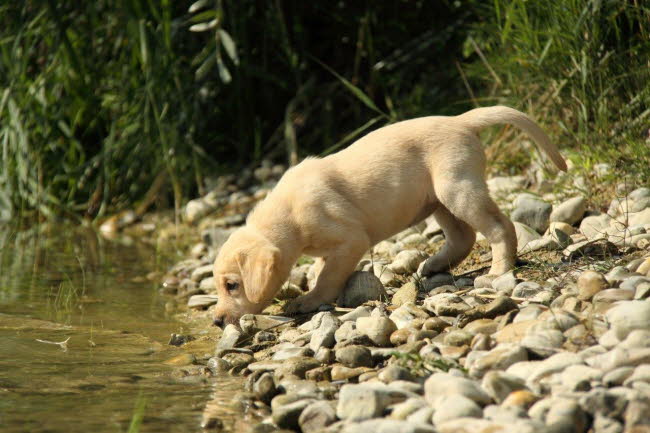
[147,157,650,432]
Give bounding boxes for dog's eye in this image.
[225,281,239,292]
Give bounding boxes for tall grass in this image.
[463,0,650,176]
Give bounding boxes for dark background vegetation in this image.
[0,0,648,221]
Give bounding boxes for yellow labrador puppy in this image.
[211,106,566,326]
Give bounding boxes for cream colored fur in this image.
[212,106,566,325]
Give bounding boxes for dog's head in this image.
[212,226,282,327]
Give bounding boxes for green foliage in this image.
[0,1,647,220]
[464,0,650,174]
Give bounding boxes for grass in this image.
[0,1,648,221]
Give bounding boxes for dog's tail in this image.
[457,106,567,171]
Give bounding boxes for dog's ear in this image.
[236,246,280,304]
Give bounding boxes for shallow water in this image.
[0,224,246,433]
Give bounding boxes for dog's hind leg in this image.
[435,174,516,277]
[420,206,476,276]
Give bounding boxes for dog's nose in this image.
[213,316,224,328]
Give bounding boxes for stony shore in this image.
[157,160,650,433]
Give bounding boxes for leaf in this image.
[138,20,148,67]
[312,57,387,117]
[218,29,239,65]
[189,19,218,32]
[189,10,217,24]
[216,53,231,83]
[195,52,216,81]
[188,0,210,13]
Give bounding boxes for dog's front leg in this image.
[286,239,368,314]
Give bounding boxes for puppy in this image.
[212,106,566,326]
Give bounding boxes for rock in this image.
[501,390,539,409]
[624,396,650,427]
[163,353,196,366]
[580,214,614,240]
[185,199,215,224]
[389,250,428,274]
[199,276,215,290]
[550,196,587,225]
[240,314,293,334]
[272,346,313,361]
[340,305,373,322]
[520,329,564,358]
[274,357,321,381]
[299,401,337,433]
[592,414,623,433]
[481,371,527,403]
[216,324,241,351]
[512,281,544,299]
[331,365,372,381]
[482,405,527,422]
[356,316,398,347]
[221,352,254,371]
[514,222,542,253]
[190,264,213,282]
[253,372,277,404]
[511,194,552,233]
[271,394,315,430]
[187,294,219,309]
[470,344,528,378]
[563,239,618,260]
[520,352,584,383]
[336,345,373,368]
[492,272,519,294]
[338,272,388,307]
[389,397,428,420]
[309,312,340,352]
[432,394,483,425]
[444,330,474,346]
[335,321,360,343]
[389,303,430,329]
[586,347,650,372]
[463,319,498,335]
[577,270,609,301]
[603,367,635,387]
[168,333,195,347]
[546,398,588,433]
[377,365,414,383]
[421,273,456,290]
[436,418,543,433]
[336,383,411,421]
[605,301,650,340]
[392,282,419,306]
[424,372,492,406]
[546,224,573,248]
[424,293,470,316]
[487,176,527,193]
[458,296,518,327]
[341,419,437,433]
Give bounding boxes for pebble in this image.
[481,371,527,403]
[577,270,609,301]
[605,301,650,339]
[389,250,428,274]
[216,324,241,351]
[491,272,519,294]
[432,394,483,425]
[424,372,492,406]
[335,345,373,368]
[470,344,528,378]
[392,282,419,306]
[550,196,587,225]
[341,419,436,433]
[271,394,315,430]
[511,194,552,234]
[336,383,410,421]
[298,401,337,433]
[356,316,398,347]
[338,271,388,307]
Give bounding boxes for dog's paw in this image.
[284,296,324,316]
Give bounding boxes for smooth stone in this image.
[603,366,635,387]
[298,401,337,433]
[482,404,527,422]
[577,270,609,301]
[470,344,528,378]
[392,282,419,306]
[330,365,372,381]
[444,330,474,347]
[216,324,241,351]
[421,272,456,290]
[272,346,313,361]
[463,319,498,335]
[339,306,373,322]
[550,196,587,225]
[336,383,413,421]
[355,316,397,347]
[436,418,543,433]
[406,407,435,424]
[514,222,542,253]
[501,390,539,409]
[378,365,414,383]
[546,398,588,433]
[424,372,492,406]
[481,371,527,403]
[432,394,483,425]
[580,214,614,240]
[190,264,213,282]
[390,250,428,274]
[520,329,564,358]
[519,352,584,383]
[335,345,373,368]
[423,293,470,316]
[389,303,430,330]
[605,301,650,339]
[253,372,277,404]
[273,357,321,381]
[563,239,618,259]
[491,272,519,294]
[512,281,544,299]
[271,394,316,431]
[511,194,552,234]
[389,397,428,420]
[338,271,388,308]
[341,419,437,433]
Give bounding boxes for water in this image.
[0,223,247,432]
